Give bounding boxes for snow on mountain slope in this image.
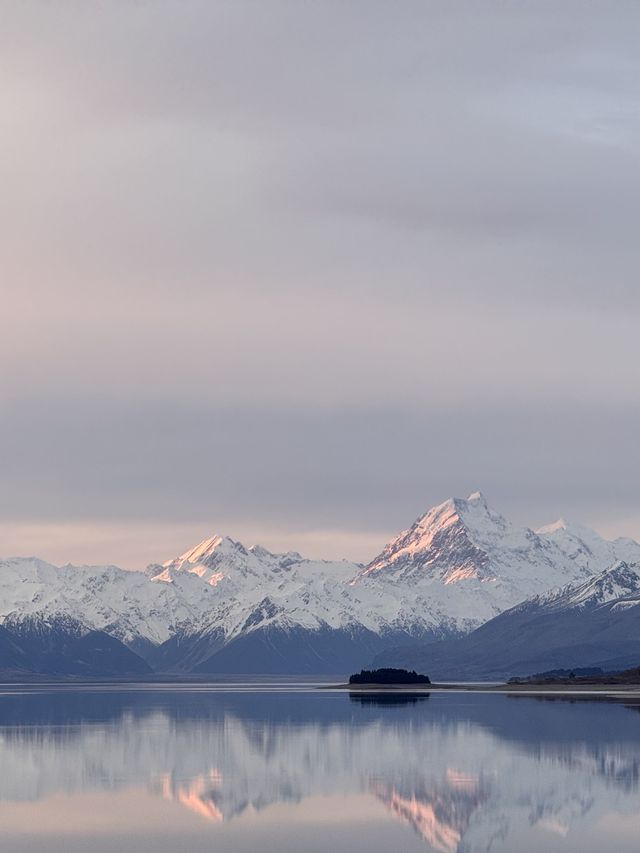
[516,560,640,614]
[151,493,640,645]
[2,493,640,672]
[362,492,591,585]
[351,491,615,634]
[0,543,365,665]
[0,557,207,647]
[148,535,361,640]
[536,518,640,573]
[375,560,640,679]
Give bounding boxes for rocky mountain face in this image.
[375,561,640,680]
[352,490,637,637]
[2,492,640,675]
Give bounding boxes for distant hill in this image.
[509,665,640,685]
[509,667,604,682]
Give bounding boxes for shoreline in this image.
[329,682,640,697]
[0,677,639,698]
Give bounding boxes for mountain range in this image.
[376,560,640,679]
[2,491,640,676]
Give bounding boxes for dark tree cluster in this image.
[348,667,431,685]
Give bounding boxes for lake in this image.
[0,683,639,852]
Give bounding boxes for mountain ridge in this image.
[374,560,640,679]
[2,493,640,675]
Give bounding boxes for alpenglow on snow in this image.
[1,492,639,674]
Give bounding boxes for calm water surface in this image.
[0,684,639,852]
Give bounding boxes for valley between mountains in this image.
[3,492,640,677]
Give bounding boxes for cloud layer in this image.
[2,2,639,566]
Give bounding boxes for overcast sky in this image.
[2,1,640,568]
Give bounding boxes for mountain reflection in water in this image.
[0,686,639,852]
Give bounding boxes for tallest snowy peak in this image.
[360,491,525,583]
[411,490,507,544]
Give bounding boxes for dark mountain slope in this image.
[374,562,640,680]
[0,616,152,677]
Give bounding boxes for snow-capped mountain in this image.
[524,559,640,613]
[375,561,640,679]
[353,491,640,635]
[1,492,640,674]
[144,536,375,673]
[151,534,359,636]
[536,517,640,573]
[0,556,211,648]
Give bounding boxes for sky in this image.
[1,1,640,569]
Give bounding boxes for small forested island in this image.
[348,667,431,685]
